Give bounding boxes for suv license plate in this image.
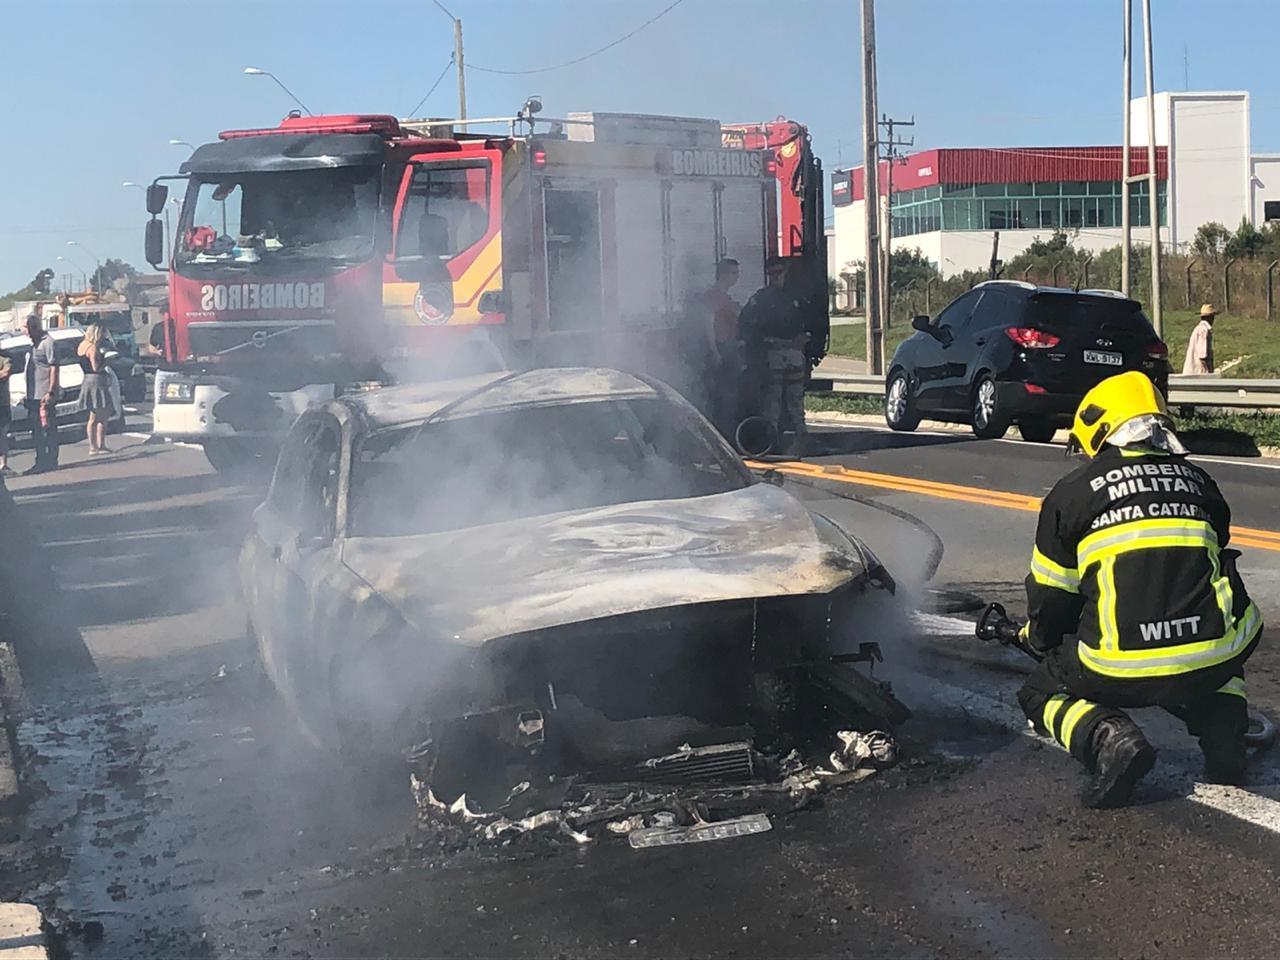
[628,813,772,849]
[1084,350,1123,366]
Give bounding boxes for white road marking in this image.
[908,611,1280,835]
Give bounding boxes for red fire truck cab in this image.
[143,108,827,471]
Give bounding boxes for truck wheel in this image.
[970,376,1009,440]
[203,439,274,479]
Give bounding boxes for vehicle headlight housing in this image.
[159,379,195,403]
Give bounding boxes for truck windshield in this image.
[177,167,379,267]
[70,310,133,334]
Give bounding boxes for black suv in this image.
[884,281,1170,442]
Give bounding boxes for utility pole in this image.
[1121,0,1132,297]
[860,0,884,376]
[432,1,467,120]
[454,16,467,120]
[1142,0,1163,335]
[989,231,1001,280]
[878,114,914,330]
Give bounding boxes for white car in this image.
[2,328,128,433]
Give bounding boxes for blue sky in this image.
[3,0,1278,293]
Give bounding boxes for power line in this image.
[406,55,456,117]
[466,0,686,75]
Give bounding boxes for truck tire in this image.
[203,439,275,479]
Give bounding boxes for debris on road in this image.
[411,728,899,849]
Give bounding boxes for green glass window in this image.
[975,183,1006,198]
[1034,182,1061,197]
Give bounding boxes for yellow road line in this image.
[754,460,1280,554]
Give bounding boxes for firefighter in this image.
[1017,371,1263,808]
[739,257,808,455]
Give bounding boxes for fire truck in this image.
[141,105,827,471]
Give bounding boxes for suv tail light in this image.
[1004,327,1061,349]
[1147,341,1169,360]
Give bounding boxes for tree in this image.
[1225,216,1266,260]
[1192,221,1231,262]
[1003,230,1092,284]
[90,258,138,293]
[0,268,57,311]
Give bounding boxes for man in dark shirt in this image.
[23,315,59,474]
[738,258,809,454]
[0,351,11,477]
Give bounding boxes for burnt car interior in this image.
[348,398,751,537]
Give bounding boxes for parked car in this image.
[240,368,898,794]
[884,281,1170,442]
[1,328,146,434]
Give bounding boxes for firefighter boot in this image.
[1200,721,1248,785]
[1082,718,1156,809]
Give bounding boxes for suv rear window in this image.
[1025,295,1155,335]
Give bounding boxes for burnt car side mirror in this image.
[911,315,931,333]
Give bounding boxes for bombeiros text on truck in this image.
[140,101,829,472]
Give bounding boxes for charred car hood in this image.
[340,485,870,647]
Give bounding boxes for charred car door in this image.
[274,414,350,733]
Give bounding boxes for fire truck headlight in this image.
[159,379,195,403]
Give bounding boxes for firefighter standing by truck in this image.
[739,257,808,455]
[1017,371,1263,808]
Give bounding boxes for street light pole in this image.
[67,240,102,294]
[242,67,314,116]
[1142,0,1163,336]
[168,139,196,154]
[1121,0,1132,298]
[860,0,883,376]
[432,1,467,120]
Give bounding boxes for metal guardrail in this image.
[820,373,1280,411]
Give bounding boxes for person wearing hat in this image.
[1016,370,1262,807]
[1182,303,1216,375]
[738,257,809,455]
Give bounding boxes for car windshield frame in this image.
[347,396,753,538]
[175,165,382,271]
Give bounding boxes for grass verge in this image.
[827,310,1280,378]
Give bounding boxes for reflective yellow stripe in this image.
[1077,518,1219,571]
[1078,601,1263,678]
[1043,695,1070,735]
[1217,677,1247,699]
[1059,700,1098,750]
[1030,546,1080,594]
[1097,556,1119,652]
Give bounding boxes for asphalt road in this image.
[4,416,1280,958]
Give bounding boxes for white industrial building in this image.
[831,91,1273,279]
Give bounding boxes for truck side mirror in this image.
[146,183,169,216]
[145,219,165,268]
[910,315,931,333]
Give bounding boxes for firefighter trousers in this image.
[1016,638,1254,772]
[762,345,806,442]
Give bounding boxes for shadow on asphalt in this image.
[804,426,972,458]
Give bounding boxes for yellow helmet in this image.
[1068,371,1169,458]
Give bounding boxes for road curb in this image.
[0,902,48,959]
[0,642,23,817]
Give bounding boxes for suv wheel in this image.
[970,376,1008,440]
[884,371,921,431]
[1018,417,1057,444]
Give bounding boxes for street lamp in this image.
[67,240,102,293]
[169,138,196,154]
[242,66,314,116]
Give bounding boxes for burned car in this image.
[240,368,900,805]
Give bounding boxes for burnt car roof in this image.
[341,367,665,432]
